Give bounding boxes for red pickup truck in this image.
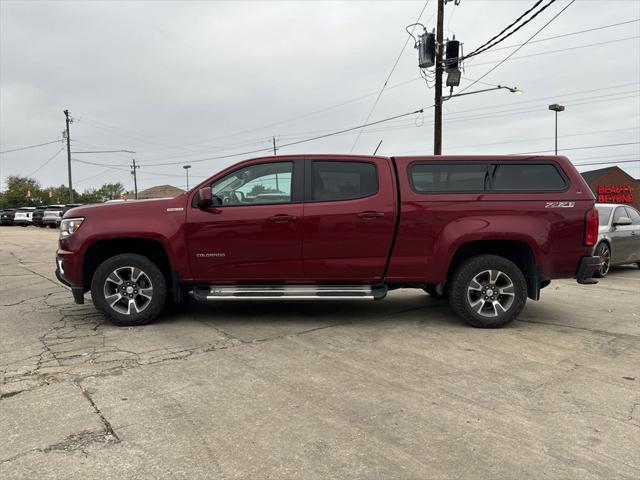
[56,154,601,328]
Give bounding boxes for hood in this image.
[63,195,188,219]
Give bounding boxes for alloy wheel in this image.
[466,269,515,318]
[598,244,610,276]
[103,266,154,315]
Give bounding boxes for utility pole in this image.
[272,136,277,155]
[433,0,444,155]
[64,110,73,202]
[130,159,140,199]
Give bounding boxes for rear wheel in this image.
[91,254,166,326]
[593,242,610,278]
[449,255,527,328]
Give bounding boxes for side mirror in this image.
[613,216,632,226]
[194,187,213,209]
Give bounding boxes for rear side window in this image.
[624,207,640,224]
[492,164,566,191]
[410,163,487,192]
[311,161,378,201]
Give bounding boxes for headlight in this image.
[59,217,84,238]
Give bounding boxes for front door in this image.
[301,157,396,282]
[186,160,304,282]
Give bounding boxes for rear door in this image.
[301,157,396,282]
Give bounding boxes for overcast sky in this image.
[1,0,638,193]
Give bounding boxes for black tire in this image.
[423,285,447,299]
[91,254,167,326]
[593,242,610,278]
[449,255,527,328]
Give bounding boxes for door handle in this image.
[357,211,384,219]
[269,214,298,223]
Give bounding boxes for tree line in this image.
[0,175,127,209]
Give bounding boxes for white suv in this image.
[13,207,36,226]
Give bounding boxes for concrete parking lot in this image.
[1,227,638,479]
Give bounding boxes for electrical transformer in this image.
[418,32,435,68]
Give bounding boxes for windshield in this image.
[597,206,613,226]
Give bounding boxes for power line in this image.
[510,142,640,156]
[26,148,64,177]
[316,91,639,136]
[484,18,640,54]
[72,149,135,154]
[458,0,576,95]
[392,127,640,155]
[573,159,639,167]
[75,168,114,185]
[72,158,130,171]
[350,0,430,152]
[142,107,428,167]
[67,20,635,160]
[0,139,61,154]
[466,35,639,69]
[463,0,548,60]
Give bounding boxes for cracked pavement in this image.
[1,227,639,479]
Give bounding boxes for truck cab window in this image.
[211,162,293,205]
[410,163,486,192]
[492,164,566,191]
[311,161,378,201]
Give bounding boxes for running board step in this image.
[192,284,388,301]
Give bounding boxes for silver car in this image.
[594,203,640,277]
[42,205,65,228]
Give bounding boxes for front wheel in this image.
[593,242,610,278]
[91,254,167,326]
[449,255,527,328]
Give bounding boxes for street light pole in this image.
[183,165,191,190]
[444,85,523,101]
[548,104,565,155]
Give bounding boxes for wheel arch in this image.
[447,240,540,300]
[82,238,172,293]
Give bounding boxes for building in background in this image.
[580,166,639,210]
[136,185,185,200]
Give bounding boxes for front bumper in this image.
[55,255,85,304]
[576,256,602,285]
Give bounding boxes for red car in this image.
[56,155,601,328]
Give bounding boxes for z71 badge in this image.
[545,201,575,208]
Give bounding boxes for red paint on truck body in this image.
[57,155,595,296]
